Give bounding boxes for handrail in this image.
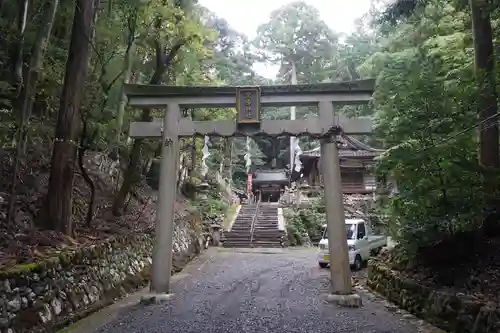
[249,199,260,247]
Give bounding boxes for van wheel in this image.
[353,255,363,271]
[319,262,328,269]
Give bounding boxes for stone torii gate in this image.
[125,79,374,306]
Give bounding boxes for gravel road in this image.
[93,248,437,333]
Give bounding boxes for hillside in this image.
[0,143,194,268]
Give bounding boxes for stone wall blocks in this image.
[0,219,201,332]
[368,258,500,333]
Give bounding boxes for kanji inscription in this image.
[236,87,260,124]
[164,138,173,147]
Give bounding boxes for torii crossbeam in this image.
[125,79,375,307]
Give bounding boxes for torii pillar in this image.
[125,80,374,307]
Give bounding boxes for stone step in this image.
[253,235,283,240]
[223,243,251,248]
[254,227,279,230]
[254,229,279,231]
[223,239,252,243]
[224,233,251,237]
[251,243,282,246]
[224,232,251,236]
[253,231,283,235]
[251,239,283,243]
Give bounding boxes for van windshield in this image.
[323,224,356,240]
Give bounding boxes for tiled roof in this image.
[252,169,289,185]
[300,136,383,159]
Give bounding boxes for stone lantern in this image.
[197,182,210,200]
[210,223,222,246]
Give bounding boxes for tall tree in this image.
[381,0,500,201]
[254,1,339,84]
[469,0,499,193]
[43,0,100,234]
[7,0,59,226]
[112,0,208,215]
[11,0,29,88]
[253,1,341,166]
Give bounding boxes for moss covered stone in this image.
[0,263,43,278]
[0,218,202,333]
[368,258,500,333]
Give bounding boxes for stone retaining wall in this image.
[0,218,203,333]
[368,258,500,333]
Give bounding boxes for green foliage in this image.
[190,184,229,222]
[284,198,326,246]
[3,0,498,261]
[223,204,239,230]
[362,0,499,256]
[254,1,339,83]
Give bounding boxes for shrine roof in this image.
[300,136,384,159]
[124,79,375,98]
[252,169,289,186]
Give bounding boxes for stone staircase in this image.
[222,204,256,248]
[252,203,286,248]
[223,203,286,248]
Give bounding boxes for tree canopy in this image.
[0,0,499,264]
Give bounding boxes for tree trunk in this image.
[42,0,99,234]
[11,0,29,88]
[111,41,185,216]
[19,0,59,124]
[469,0,500,201]
[115,41,136,144]
[113,7,138,144]
[6,0,59,226]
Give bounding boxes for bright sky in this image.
[198,0,372,78]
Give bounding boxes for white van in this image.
[317,219,387,271]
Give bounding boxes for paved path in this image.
[89,248,439,333]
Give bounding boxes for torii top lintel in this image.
[126,79,376,138]
[124,78,375,108]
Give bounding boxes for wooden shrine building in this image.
[251,169,288,202]
[293,136,382,194]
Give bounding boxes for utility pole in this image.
[289,60,297,170]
